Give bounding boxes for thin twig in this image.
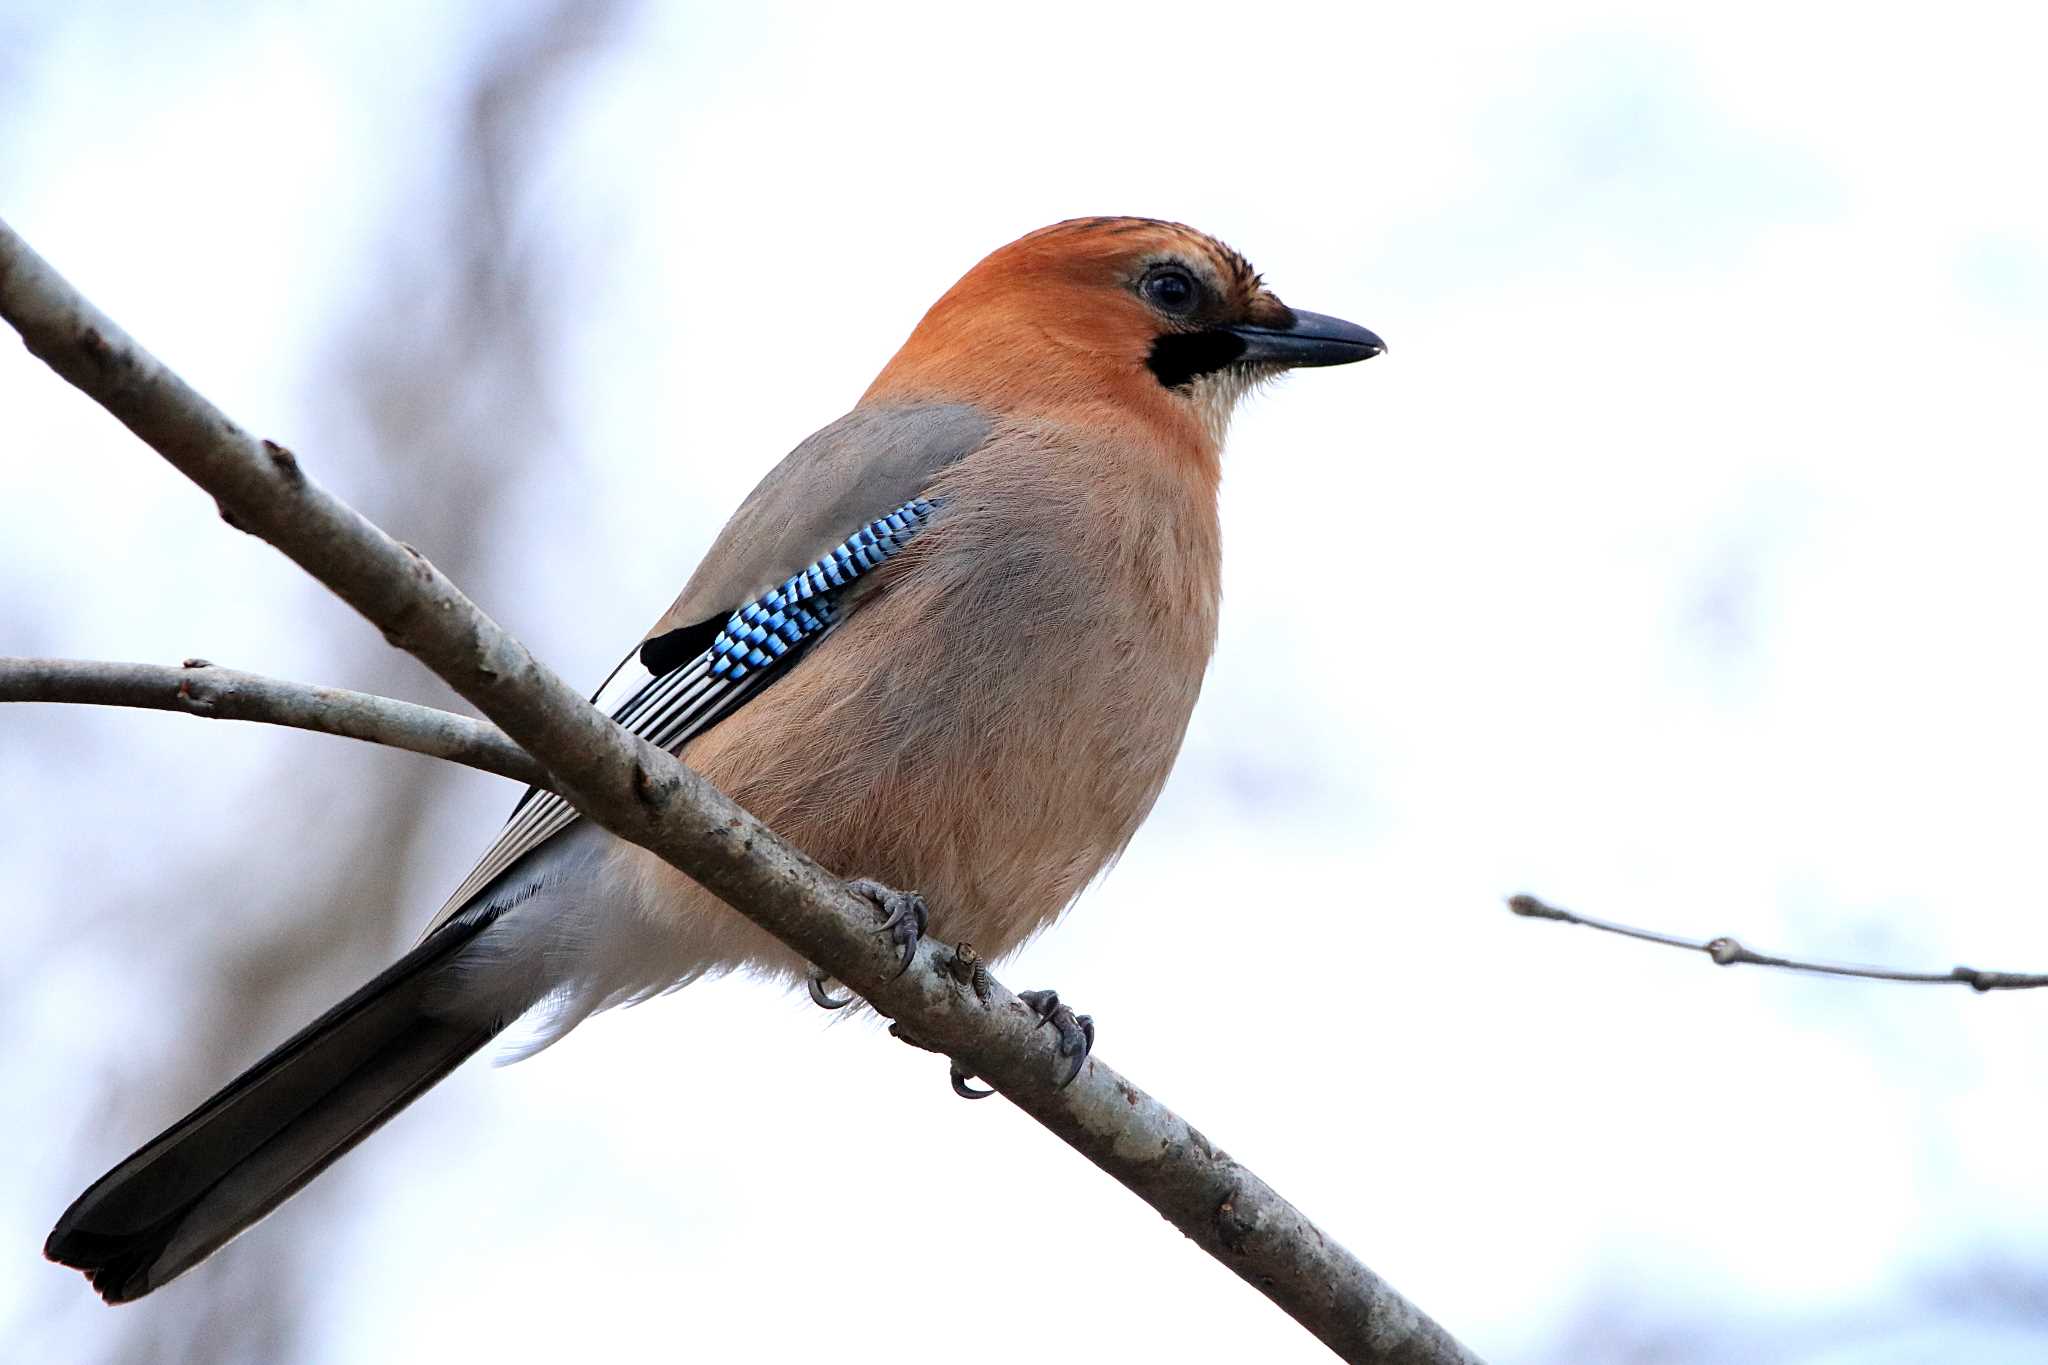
[0,657,552,789]
[1507,894,2048,992]
[0,216,1482,1364]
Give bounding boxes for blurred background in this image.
[3,2,2045,1360]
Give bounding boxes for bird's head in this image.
[864,217,1383,466]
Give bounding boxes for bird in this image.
[45,216,1384,1303]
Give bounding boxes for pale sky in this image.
[4,3,2046,1361]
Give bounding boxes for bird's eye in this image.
[1141,266,1199,315]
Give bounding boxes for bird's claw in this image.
[950,1062,994,1100]
[887,1020,991,1098]
[848,877,927,977]
[806,968,853,1010]
[1018,989,1096,1090]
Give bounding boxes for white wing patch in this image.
[421,642,787,940]
[424,493,943,942]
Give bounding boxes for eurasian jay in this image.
[46,216,1384,1302]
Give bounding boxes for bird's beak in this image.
[1227,309,1385,368]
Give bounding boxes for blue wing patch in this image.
[709,498,937,679]
[429,496,941,926]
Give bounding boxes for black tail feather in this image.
[46,910,506,1303]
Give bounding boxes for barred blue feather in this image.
[710,498,937,679]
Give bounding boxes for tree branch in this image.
[1508,894,2048,991]
[0,216,1481,1363]
[0,656,552,789]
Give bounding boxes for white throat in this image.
[1187,363,1272,448]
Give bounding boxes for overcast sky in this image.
[4,3,2046,1361]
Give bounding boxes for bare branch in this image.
[0,657,551,789]
[0,217,1481,1363]
[1508,894,2048,992]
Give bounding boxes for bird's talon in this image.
[806,968,853,1011]
[892,1022,993,1098]
[1064,1015,1097,1090]
[950,1063,995,1100]
[1020,989,1096,1089]
[849,877,927,977]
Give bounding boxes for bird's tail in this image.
[45,908,509,1304]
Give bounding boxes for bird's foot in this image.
[940,940,993,1005]
[848,878,927,977]
[1018,989,1096,1090]
[939,942,996,1098]
[881,940,999,1098]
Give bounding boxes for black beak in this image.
[1227,309,1385,368]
